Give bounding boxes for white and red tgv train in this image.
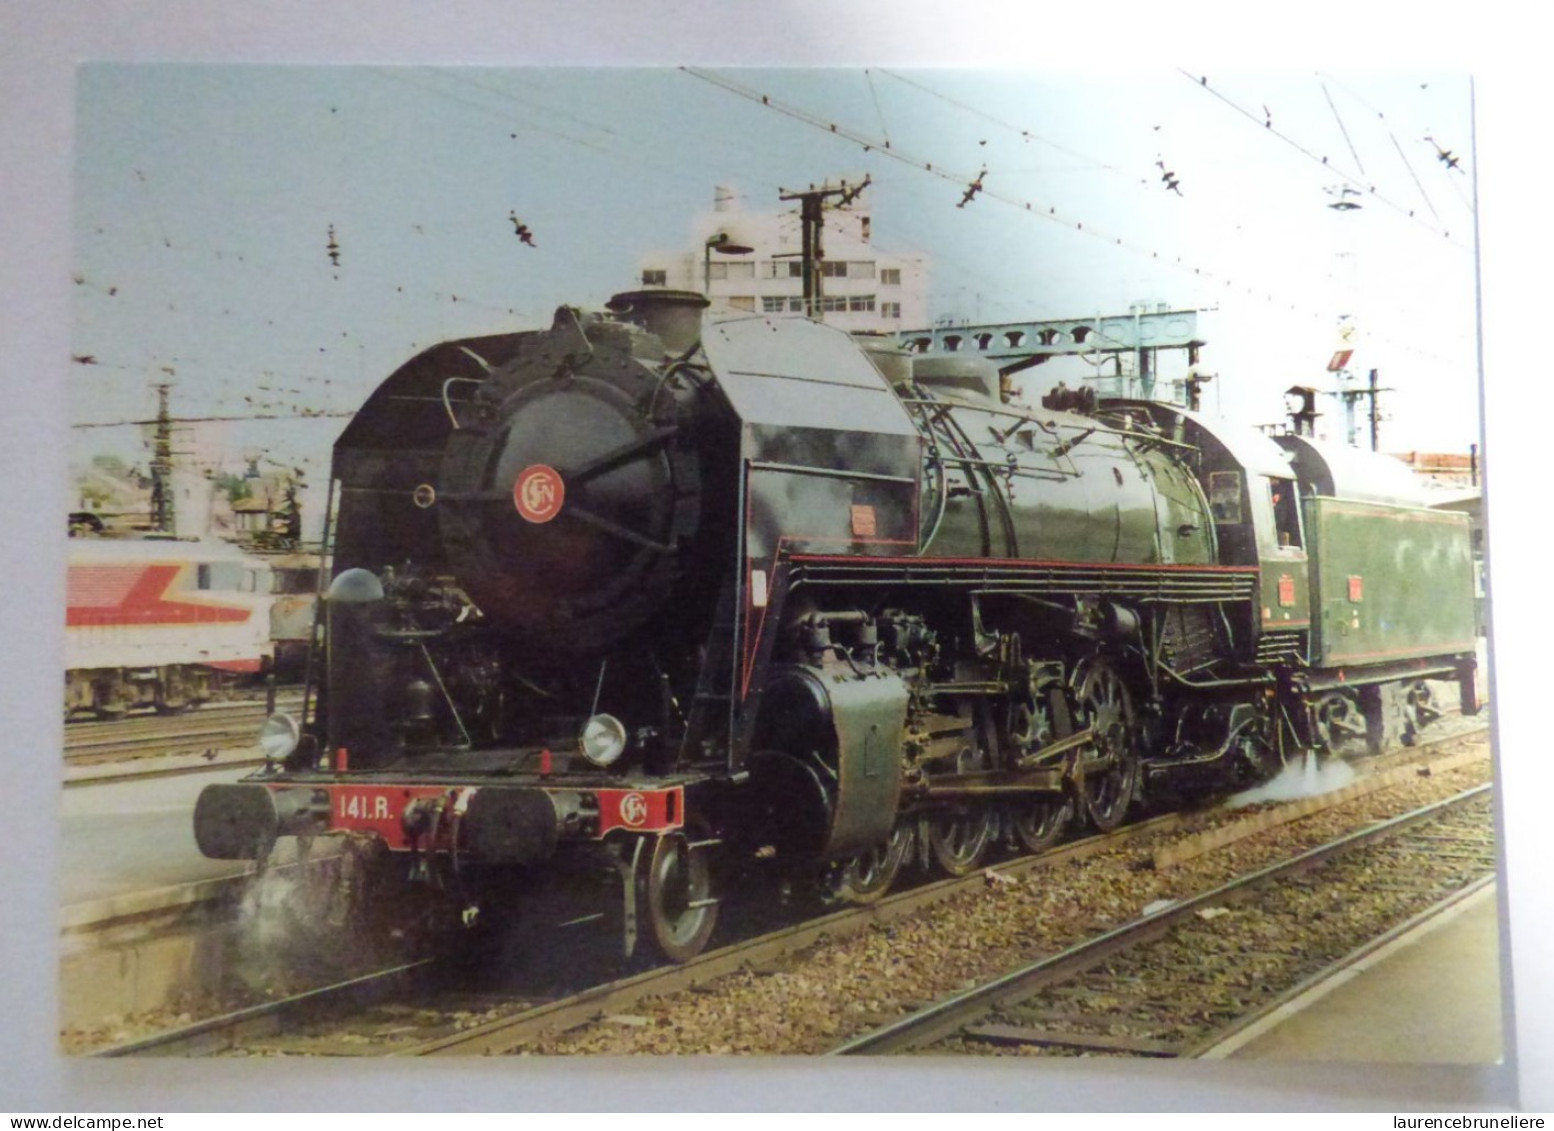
[64,537,281,718]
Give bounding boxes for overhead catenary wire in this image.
[1390,132,1440,222]
[864,69,893,150]
[1318,70,1473,217]
[1320,81,1367,176]
[875,68,1142,184]
[72,411,355,429]
[73,68,1477,453]
[362,65,1043,333]
[683,67,1251,289]
[1179,70,1470,248]
[681,67,1472,368]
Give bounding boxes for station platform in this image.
[1208,880,1504,1062]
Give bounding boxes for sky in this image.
[69,64,1480,536]
[7,2,1553,1113]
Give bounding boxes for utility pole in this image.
[148,383,175,534]
[1337,367,1391,450]
[778,176,869,321]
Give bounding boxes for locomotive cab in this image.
[1104,399,1312,656]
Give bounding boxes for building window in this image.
[881,268,901,286]
[729,296,756,312]
[849,261,876,279]
[642,269,667,286]
[766,260,802,279]
[707,262,727,280]
[819,295,849,312]
[725,261,755,280]
[882,302,901,319]
[821,260,848,278]
[788,297,805,312]
[849,294,876,312]
[762,296,788,313]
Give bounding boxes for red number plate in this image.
[328,785,447,849]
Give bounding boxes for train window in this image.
[197,561,245,591]
[1269,478,1303,549]
[1208,471,1243,524]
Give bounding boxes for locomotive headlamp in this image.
[258,713,301,763]
[579,713,628,768]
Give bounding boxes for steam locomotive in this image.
[194,289,1479,962]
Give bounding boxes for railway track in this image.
[79,723,1491,1058]
[89,808,1193,1057]
[64,693,303,771]
[829,784,1495,1056]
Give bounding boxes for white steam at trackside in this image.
[232,839,381,995]
[1224,751,1357,809]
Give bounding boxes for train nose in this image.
[438,367,698,653]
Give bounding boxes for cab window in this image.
[1269,477,1303,549]
[1208,471,1243,524]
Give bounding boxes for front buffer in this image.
[192,774,715,961]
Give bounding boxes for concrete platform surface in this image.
[59,764,253,907]
[1216,881,1503,1062]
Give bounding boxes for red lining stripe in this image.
[790,552,1257,574]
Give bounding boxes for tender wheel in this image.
[644,829,718,963]
[1401,681,1438,746]
[1073,658,1140,833]
[1312,691,1364,755]
[831,823,912,905]
[927,746,996,876]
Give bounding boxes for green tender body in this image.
[1305,496,1477,667]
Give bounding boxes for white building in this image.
[635,184,929,333]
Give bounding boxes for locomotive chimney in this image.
[606,289,711,355]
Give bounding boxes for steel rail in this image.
[828,782,1492,1055]
[403,809,1190,1056]
[64,692,303,732]
[89,959,436,1058]
[1188,872,1496,1059]
[407,727,1488,1056]
[65,695,303,752]
[70,722,1488,1056]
